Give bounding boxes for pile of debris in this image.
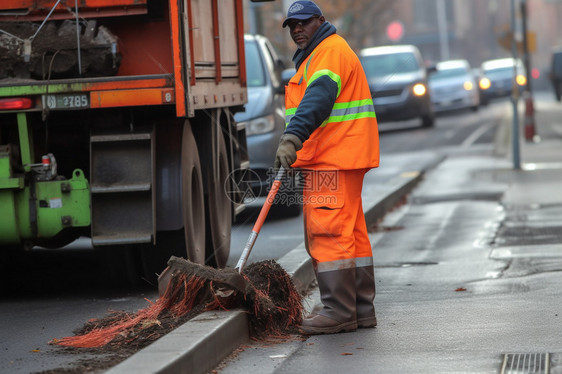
[0,20,120,80]
[52,258,303,350]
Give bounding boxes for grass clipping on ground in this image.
[51,257,303,351]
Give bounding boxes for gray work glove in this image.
[274,133,303,170]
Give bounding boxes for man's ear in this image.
[319,16,326,23]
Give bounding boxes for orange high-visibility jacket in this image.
[285,34,380,170]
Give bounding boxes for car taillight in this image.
[0,97,33,110]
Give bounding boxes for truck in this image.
[0,0,272,285]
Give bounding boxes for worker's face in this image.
[287,16,325,49]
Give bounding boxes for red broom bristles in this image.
[55,273,208,348]
[53,259,304,349]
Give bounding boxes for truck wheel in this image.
[181,122,206,265]
[139,121,206,283]
[205,124,231,268]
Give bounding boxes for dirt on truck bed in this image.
[0,20,120,80]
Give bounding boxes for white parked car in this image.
[478,57,526,105]
[428,59,480,113]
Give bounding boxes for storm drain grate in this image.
[501,353,548,374]
[495,226,562,247]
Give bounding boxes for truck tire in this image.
[205,119,231,268]
[140,120,206,284]
[181,122,206,265]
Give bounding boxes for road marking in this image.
[522,162,562,170]
[462,120,494,148]
[400,171,420,178]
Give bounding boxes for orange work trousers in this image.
[302,169,373,272]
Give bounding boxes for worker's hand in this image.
[274,133,302,170]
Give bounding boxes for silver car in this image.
[429,59,480,113]
[235,34,300,216]
[359,44,435,127]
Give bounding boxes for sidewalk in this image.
[108,94,562,374]
[274,95,562,373]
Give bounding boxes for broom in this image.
[53,167,303,348]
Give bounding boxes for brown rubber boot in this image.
[301,268,358,335]
[356,264,377,328]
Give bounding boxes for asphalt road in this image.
[0,99,512,374]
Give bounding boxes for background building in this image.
[245,0,562,87]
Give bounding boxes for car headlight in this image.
[463,81,474,91]
[516,74,527,86]
[479,77,491,90]
[245,114,276,136]
[412,83,427,96]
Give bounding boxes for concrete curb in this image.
[363,171,424,226]
[107,169,428,374]
[106,311,249,374]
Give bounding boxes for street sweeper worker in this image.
[274,0,380,335]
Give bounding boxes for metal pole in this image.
[510,0,521,170]
[520,0,531,94]
[520,0,537,142]
[436,0,450,61]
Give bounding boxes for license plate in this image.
[43,94,89,110]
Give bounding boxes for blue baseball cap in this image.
[282,1,323,28]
